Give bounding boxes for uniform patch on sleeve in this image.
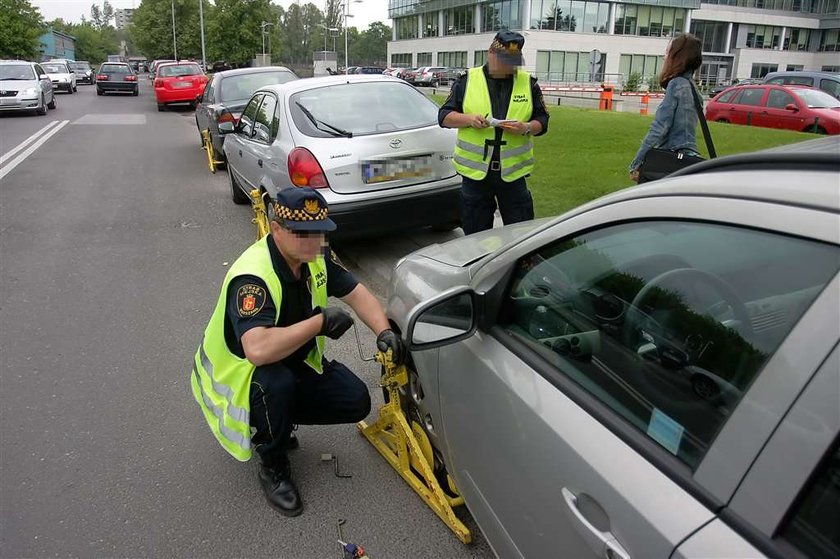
[330,249,346,270]
[236,284,267,317]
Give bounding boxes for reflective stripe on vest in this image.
[191,235,328,461]
[453,67,535,182]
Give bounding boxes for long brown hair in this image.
[659,33,702,88]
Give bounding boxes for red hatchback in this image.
[154,62,208,111]
[706,84,840,135]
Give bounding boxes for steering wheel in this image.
[623,267,753,353]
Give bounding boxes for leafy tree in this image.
[207,0,269,66]
[130,0,207,61]
[0,0,45,60]
[354,21,389,66]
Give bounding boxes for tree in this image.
[207,0,269,66]
[130,0,207,60]
[352,21,390,66]
[0,0,45,60]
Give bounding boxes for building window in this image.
[822,65,840,72]
[745,25,783,48]
[615,5,685,37]
[482,0,522,31]
[425,12,440,37]
[691,0,839,13]
[417,52,433,66]
[444,6,474,35]
[690,20,730,52]
[391,53,412,66]
[530,0,609,33]
[395,16,419,40]
[536,49,606,82]
[819,28,839,51]
[784,28,812,50]
[619,53,665,82]
[475,50,488,66]
[750,63,779,78]
[438,51,468,67]
[786,64,804,71]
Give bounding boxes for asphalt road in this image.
[0,78,494,558]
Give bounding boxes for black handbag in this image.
[638,78,717,184]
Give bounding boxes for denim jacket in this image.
[629,72,700,171]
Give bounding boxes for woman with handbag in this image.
[629,34,714,183]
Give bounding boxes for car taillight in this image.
[288,147,328,188]
[125,75,137,81]
[154,79,163,88]
[97,74,108,81]
[218,111,239,125]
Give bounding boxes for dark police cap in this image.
[489,30,525,66]
[272,187,336,232]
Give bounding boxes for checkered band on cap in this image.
[273,201,329,222]
[490,39,520,53]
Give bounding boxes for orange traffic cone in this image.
[640,94,650,116]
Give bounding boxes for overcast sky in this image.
[32,0,391,31]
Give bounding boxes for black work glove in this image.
[376,329,406,366]
[315,306,354,340]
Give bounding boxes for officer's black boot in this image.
[258,454,303,517]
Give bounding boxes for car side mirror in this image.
[784,103,799,112]
[218,121,235,134]
[406,287,476,350]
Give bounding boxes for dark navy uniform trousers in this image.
[460,168,535,235]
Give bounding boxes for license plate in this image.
[362,155,433,184]
[173,81,192,88]
[0,99,13,105]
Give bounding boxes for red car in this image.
[706,84,840,135]
[154,61,208,111]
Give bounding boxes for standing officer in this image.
[190,187,405,517]
[439,30,550,235]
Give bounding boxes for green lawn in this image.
[429,94,816,217]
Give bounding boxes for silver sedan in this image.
[386,138,840,558]
[221,74,462,239]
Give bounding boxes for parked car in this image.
[708,77,762,98]
[95,62,139,96]
[220,74,461,239]
[195,66,298,166]
[70,61,95,84]
[356,66,386,74]
[414,66,447,86]
[402,67,427,84]
[41,60,77,93]
[345,66,359,74]
[153,61,208,111]
[148,59,175,80]
[706,84,840,134]
[763,70,840,99]
[385,137,840,558]
[0,60,56,115]
[394,67,417,80]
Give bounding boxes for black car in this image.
[194,66,298,165]
[70,61,95,84]
[96,63,139,96]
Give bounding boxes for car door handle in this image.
[258,159,263,167]
[562,488,630,559]
[239,150,242,157]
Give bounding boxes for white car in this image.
[0,60,56,115]
[41,60,77,93]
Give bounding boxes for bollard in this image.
[599,85,614,111]
[812,117,820,133]
[747,112,752,126]
[640,94,650,116]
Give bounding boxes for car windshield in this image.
[792,88,840,108]
[71,62,91,71]
[158,64,201,77]
[42,64,67,74]
[0,64,35,80]
[101,64,130,74]
[220,71,297,102]
[290,81,438,137]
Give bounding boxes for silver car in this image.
[221,75,461,239]
[41,60,77,93]
[0,60,56,115]
[386,138,840,558]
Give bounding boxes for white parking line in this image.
[0,120,69,181]
[0,120,60,166]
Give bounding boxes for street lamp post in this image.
[260,21,274,64]
[342,0,362,72]
[171,0,178,60]
[198,0,207,70]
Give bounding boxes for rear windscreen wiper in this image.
[295,101,353,138]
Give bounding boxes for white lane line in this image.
[0,120,60,166]
[0,120,69,181]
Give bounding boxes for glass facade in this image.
[690,20,731,52]
[482,0,522,31]
[614,5,686,37]
[619,53,665,80]
[425,13,440,36]
[475,50,488,65]
[529,0,609,32]
[699,0,839,14]
[535,49,607,81]
[418,52,433,65]
[751,62,779,77]
[392,53,413,65]
[784,28,813,50]
[444,5,474,34]
[396,16,420,39]
[745,25,783,48]
[439,51,469,66]
[819,28,839,51]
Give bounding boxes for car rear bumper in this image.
[98,82,137,92]
[156,87,203,104]
[326,181,462,240]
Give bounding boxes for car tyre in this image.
[36,94,47,115]
[68,85,74,94]
[691,374,719,401]
[47,95,56,109]
[96,88,103,96]
[716,118,729,123]
[157,103,165,112]
[133,88,139,96]
[227,164,250,205]
[72,84,77,92]
[431,79,439,87]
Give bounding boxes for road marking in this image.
[0,120,61,166]
[0,120,69,181]
[72,114,147,125]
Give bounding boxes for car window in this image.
[35,65,45,77]
[498,221,839,470]
[791,88,840,108]
[238,93,263,137]
[785,76,814,86]
[290,81,438,137]
[819,78,840,98]
[202,79,214,103]
[0,64,36,80]
[717,89,739,103]
[254,93,278,143]
[767,89,795,109]
[219,71,297,103]
[733,87,765,106]
[779,441,840,558]
[158,64,202,77]
[101,64,130,74]
[42,63,68,74]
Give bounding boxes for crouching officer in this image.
[190,187,405,517]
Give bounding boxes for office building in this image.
[115,8,135,30]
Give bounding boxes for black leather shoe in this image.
[287,434,299,450]
[258,456,303,517]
